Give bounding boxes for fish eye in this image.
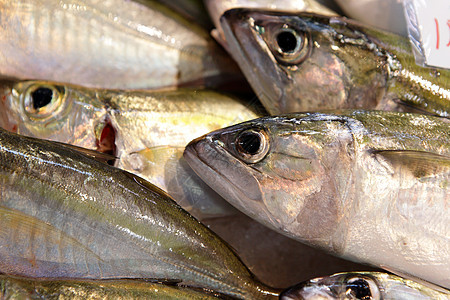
[344,276,380,300]
[269,25,310,65]
[234,128,269,164]
[22,83,66,120]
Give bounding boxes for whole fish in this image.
[0,80,263,219]
[0,275,225,299]
[0,127,279,299]
[184,110,450,288]
[220,9,450,116]
[0,0,241,89]
[281,272,450,300]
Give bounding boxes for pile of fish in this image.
[0,0,448,299]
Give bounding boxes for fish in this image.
[183,110,450,288]
[0,0,242,89]
[280,272,450,300]
[220,9,450,116]
[0,275,226,299]
[204,1,337,49]
[0,79,263,219]
[0,127,280,299]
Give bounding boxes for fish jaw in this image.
[220,9,284,114]
[184,133,272,225]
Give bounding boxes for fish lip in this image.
[184,134,266,217]
[220,9,284,114]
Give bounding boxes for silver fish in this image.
[0,127,279,299]
[205,0,337,48]
[220,9,450,116]
[0,80,263,219]
[0,0,241,89]
[281,272,450,300]
[0,275,225,299]
[184,110,450,288]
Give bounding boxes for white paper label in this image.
[410,0,450,69]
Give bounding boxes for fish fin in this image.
[52,141,117,164]
[374,150,450,178]
[0,206,104,270]
[381,265,450,293]
[392,98,448,118]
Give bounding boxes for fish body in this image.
[281,272,450,300]
[0,275,224,299]
[0,127,278,299]
[220,9,450,116]
[0,80,262,219]
[184,110,450,288]
[0,0,240,89]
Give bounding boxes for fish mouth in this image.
[95,118,117,165]
[220,9,284,114]
[280,278,335,300]
[183,134,268,221]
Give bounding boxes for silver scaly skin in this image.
[281,272,450,300]
[0,0,241,89]
[220,9,450,117]
[184,110,450,288]
[0,80,263,219]
[0,127,279,299]
[0,275,226,299]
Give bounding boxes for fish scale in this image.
[184,110,450,289]
[0,127,279,299]
[0,0,240,89]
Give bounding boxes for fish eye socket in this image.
[23,84,66,120]
[234,129,269,164]
[344,277,380,300]
[269,25,310,65]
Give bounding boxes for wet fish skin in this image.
[0,128,279,299]
[0,79,263,219]
[205,0,337,48]
[184,110,450,288]
[0,275,226,299]
[0,0,240,89]
[280,272,450,300]
[220,9,450,116]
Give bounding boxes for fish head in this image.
[280,273,382,300]
[184,114,355,244]
[0,80,107,151]
[221,9,384,114]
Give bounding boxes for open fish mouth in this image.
[95,117,117,165]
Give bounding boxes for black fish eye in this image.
[31,87,53,109]
[265,24,310,66]
[346,278,372,299]
[22,83,66,120]
[237,131,261,155]
[276,29,300,53]
[234,129,269,164]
